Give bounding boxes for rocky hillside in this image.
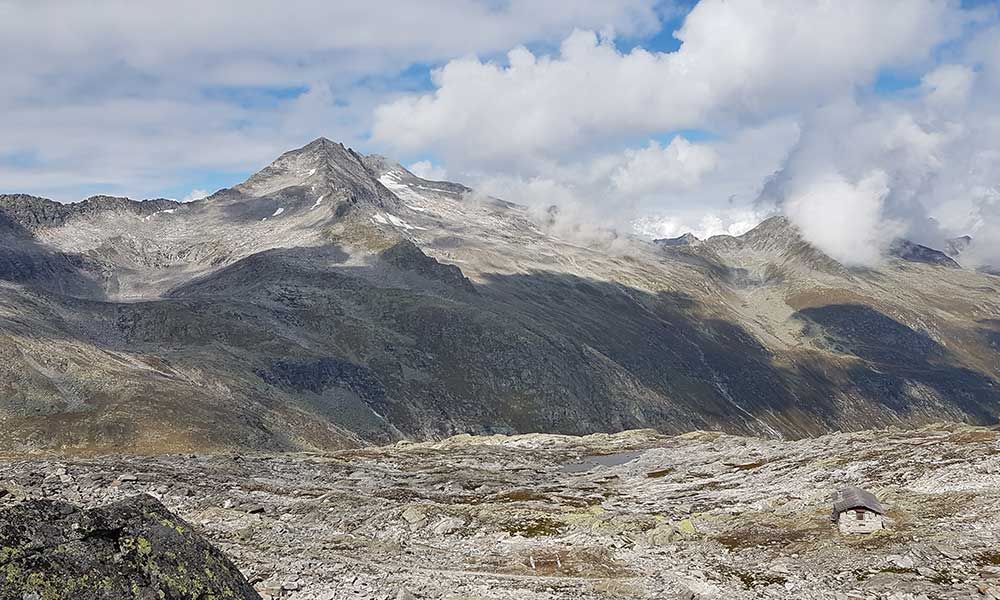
[1,424,998,599]
[1,138,999,452]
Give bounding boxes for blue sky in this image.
[2,0,1000,266]
[0,0,705,202]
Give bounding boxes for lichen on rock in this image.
[0,494,260,600]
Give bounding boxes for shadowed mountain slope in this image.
[1,138,998,453]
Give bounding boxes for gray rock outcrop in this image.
[0,494,261,600]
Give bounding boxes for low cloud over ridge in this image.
[2,1,999,268]
[373,0,998,266]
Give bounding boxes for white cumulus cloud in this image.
[407,160,448,181]
[0,0,662,201]
[368,0,996,264]
[783,171,900,266]
[180,188,209,203]
[633,208,762,240]
[759,43,1000,267]
[373,0,960,169]
[611,137,718,195]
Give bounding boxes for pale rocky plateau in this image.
[3,423,1000,600]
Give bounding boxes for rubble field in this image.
[2,423,999,600]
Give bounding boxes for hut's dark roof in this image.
[831,486,885,518]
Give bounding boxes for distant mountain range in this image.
[1,138,998,453]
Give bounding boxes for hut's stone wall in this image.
[837,508,884,534]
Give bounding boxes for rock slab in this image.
[0,494,261,600]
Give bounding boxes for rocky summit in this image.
[1,423,999,599]
[1,138,1000,452]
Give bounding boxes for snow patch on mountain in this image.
[144,208,177,221]
[372,212,425,231]
[378,173,427,206]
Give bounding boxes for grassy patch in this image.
[324,221,398,253]
[714,525,808,550]
[503,516,566,538]
[718,565,787,589]
[491,489,553,503]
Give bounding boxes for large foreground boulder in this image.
[0,494,261,599]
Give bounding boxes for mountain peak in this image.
[700,214,851,276]
[306,136,338,146]
[705,215,803,250]
[288,136,357,165]
[234,138,396,210]
[300,136,348,155]
[654,232,700,247]
[741,215,795,238]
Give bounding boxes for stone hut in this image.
[831,486,885,534]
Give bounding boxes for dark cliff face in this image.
[0,139,998,453]
[0,194,179,232]
[0,494,261,600]
[889,239,961,267]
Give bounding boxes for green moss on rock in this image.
[0,494,260,600]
